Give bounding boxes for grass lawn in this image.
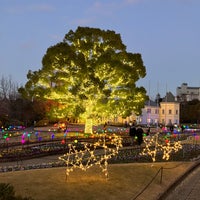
[0,161,194,200]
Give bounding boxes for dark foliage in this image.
[180,99,200,123]
[0,183,33,200]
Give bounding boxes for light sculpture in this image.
[141,133,182,162]
[59,134,123,180]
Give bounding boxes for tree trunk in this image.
[84,118,93,134]
[84,100,94,134]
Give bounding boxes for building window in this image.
[176,110,178,115]
[155,109,158,114]
[169,109,172,114]
[162,109,164,114]
[147,108,151,113]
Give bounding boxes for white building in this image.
[159,92,180,125]
[176,83,200,101]
[159,102,180,125]
[138,100,159,126]
[138,92,180,126]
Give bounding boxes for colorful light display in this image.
[59,134,123,180]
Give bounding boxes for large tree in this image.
[19,27,148,133]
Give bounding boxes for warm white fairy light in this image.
[141,133,182,162]
[59,134,123,180]
[140,134,160,162]
[162,140,182,160]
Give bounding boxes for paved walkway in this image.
[159,161,200,200]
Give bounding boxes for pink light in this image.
[21,139,25,144]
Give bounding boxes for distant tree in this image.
[0,76,20,126]
[0,99,10,120]
[9,97,51,127]
[0,75,19,100]
[19,26,148,133]
[180,99,200,124]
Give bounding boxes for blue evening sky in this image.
[0,0,200,99]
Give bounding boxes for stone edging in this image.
[157,158,200,200]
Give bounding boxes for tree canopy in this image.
[19,26,148,133]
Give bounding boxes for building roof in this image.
[177,86,200,90]
[145,99,158,107]
[177,83,200,90]
[162,92,176,102]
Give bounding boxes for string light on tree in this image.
[19,27,148,136]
